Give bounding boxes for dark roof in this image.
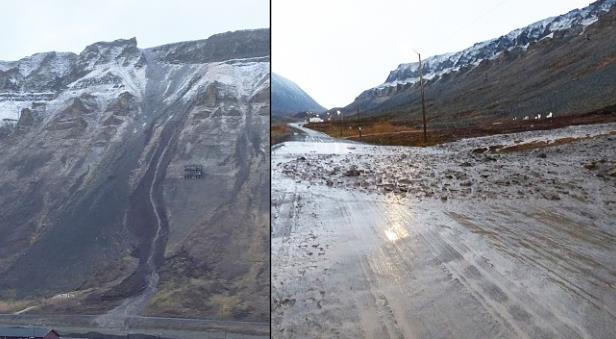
[0,326,57,337]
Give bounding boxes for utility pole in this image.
[418,52,427,144]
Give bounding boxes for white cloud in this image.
[0,0,269,60]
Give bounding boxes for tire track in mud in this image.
[445,229,585,337]
[351,197,527,338]
[383,197,609,337]
[450,207,616,324]
[400,206,588,338]
[417,221,546,339]
[341,200,407,339]
[357,253,406,339]
[273,123,616,338]
[313,192,575,338]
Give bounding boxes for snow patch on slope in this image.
[0,100,30,121]
[171,59,269,104]
[376,0,615,90]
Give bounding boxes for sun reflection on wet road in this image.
[383,198,411,242]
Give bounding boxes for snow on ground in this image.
[272,123,616,338]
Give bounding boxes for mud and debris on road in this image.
[272,123,616,338]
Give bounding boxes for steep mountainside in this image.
[271,73,325,118]
[343,0,616,127]
[0,29,270,322]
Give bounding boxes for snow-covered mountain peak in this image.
[78,37,143,69]
[0,51,76,80]
[146,29,270,64]
[376,0,615,90]
[80,37,138,56]
[0,30,269,122]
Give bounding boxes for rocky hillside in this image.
[0,29,270,322]
[343,0,616,127]
[272,73,325,119]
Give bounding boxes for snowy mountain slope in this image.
[147,29,269,64]
[342,0,616,127]
[0,29,270,322]
[378,0,616,89]
[272,73,325,118]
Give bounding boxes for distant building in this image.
[184,164,204,179]
[303,111,325,123]
[0,327,60,339]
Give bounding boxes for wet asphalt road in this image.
[272,124,616,338]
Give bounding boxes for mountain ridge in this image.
[339,1,616,127]
[271,73,325,118]
[0,29,270,322]
[377,0,615,90]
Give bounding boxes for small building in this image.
[0,327,60,339]
[304,111,325,124]
[184,164,204,179]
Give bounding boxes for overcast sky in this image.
[0,0,269,61]
[273,0,595,108]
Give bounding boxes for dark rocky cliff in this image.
[0,29,270,321]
